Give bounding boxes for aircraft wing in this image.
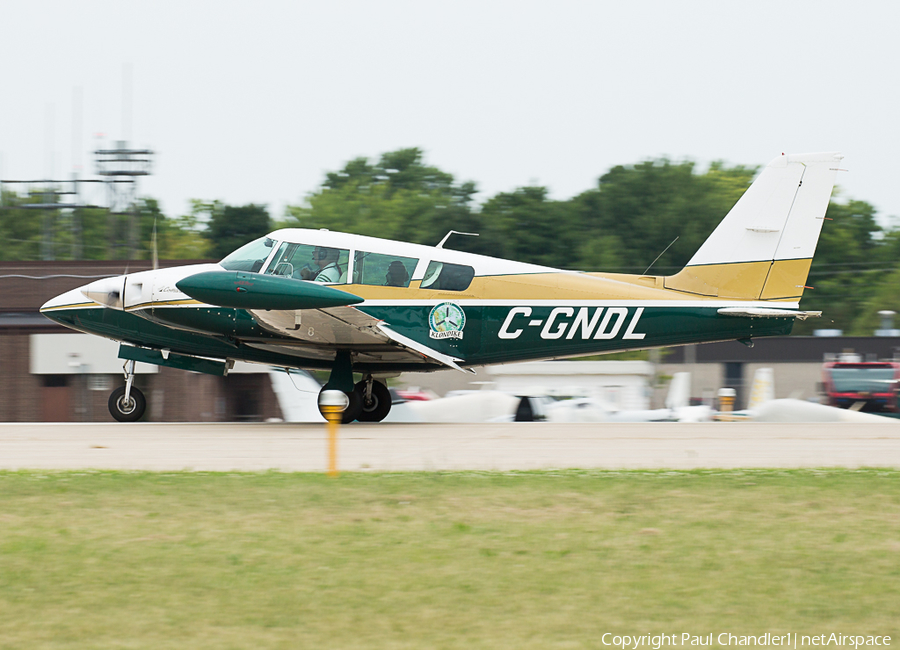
[247,306,471,372]
[376,323,474,373]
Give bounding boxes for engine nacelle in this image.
[176,271,364,310]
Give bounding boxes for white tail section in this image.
[665,371,691,410]
[688,152,842,266]
[746,367,775,411]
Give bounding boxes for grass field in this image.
[1,469,899,649]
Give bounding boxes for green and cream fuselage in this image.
[41,152,840,390]
[41,229,797,375]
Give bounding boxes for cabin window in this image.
[265,242,350,284]
[420,261,475,291]
[353,251,417,288]
[219,237,275,273]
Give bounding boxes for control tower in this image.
[94,141,153,213]
[94,141,154,257]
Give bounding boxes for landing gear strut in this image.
[355,376,391,422]
[109,359,146,422]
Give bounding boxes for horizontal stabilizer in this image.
[176,271,364,310]
[717,307,821,320]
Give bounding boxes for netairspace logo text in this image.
[600,633,892,650]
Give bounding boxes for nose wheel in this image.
[109,385,147,421]
[109,359,147,422]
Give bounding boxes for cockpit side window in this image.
[420,261,475,291]
[353,251,418,288]
[219,237,275,273]
[265,242,350,284]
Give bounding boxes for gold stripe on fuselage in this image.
[127,299,204,311]
[594,259,812,302]
[40,301,100,312]
[344,260,812,303]
[343,273,694,302]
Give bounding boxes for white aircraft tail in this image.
[664,372,692,410]
[666,152,842,301]
[746,367,775,411]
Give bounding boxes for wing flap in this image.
[250,305,385,346]
[376,323,475,374]
[248,305,473,371]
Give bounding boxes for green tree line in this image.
[2,148,898,335]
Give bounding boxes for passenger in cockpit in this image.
[384,261,410,287]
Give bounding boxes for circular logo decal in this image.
[428,302,466,340]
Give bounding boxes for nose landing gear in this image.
[109,360,147,422]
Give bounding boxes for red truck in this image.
[821,359,900,413]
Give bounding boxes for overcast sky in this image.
[2,1,897,229]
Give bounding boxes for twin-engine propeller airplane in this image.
[41,152,841,423]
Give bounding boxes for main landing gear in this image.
[317,375,392,423]
[355,377,392,422]
[109,360,146,422]
[316,351,392,423]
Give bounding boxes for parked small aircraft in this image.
[731,367,896,423]
[41,152,841,423]
[520,371,712,423]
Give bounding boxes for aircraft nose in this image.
[81,276,125,308]
[39,286,99,324]
[39,295,67,320]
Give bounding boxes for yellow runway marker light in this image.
[318,390,348,477]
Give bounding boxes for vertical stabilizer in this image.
[746,367,775,411]
[665,152,842,301]
[665,371,692,410]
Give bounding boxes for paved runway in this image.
[1,421,899,471]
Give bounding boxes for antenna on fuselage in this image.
[437,230,479,249]
[151,216,159,270]
[642,236,679,276]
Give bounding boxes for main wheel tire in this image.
[318,387,363,424]
[354,380,392,422]
[109,386,146,422]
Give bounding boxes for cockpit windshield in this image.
[220,237,275,273]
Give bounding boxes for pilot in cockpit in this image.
[300,247,342,283]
